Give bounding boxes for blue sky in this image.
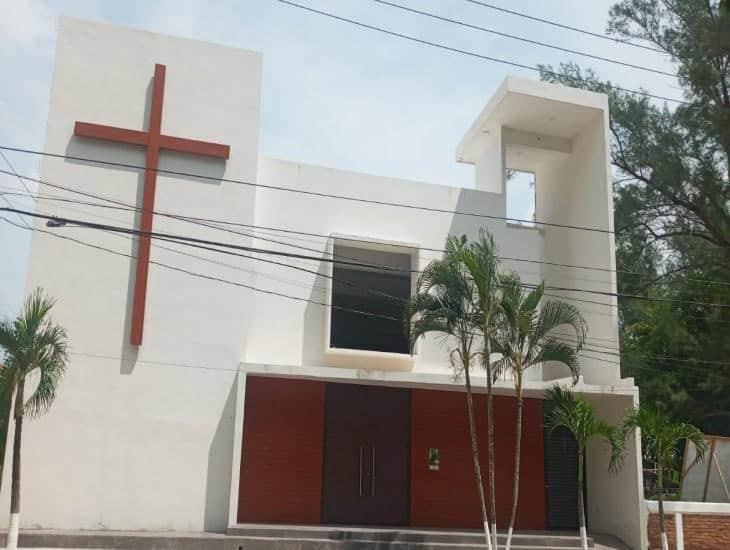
[0,0,679,319]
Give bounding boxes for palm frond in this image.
[23,323,68,418]
[535,300,587,350]
[546,385,626,473]
[0,288,68,419]
[405,238,479,373]
[624,407,708,474]
[533,338,581,384]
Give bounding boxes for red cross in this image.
[74,63,230,346]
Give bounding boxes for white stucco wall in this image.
[586,392,646,550]
[1,18,261,532]
[244,158,543,374]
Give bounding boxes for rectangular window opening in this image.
[506,169,536,227]
[330,244,412,354]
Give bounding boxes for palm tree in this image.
[545,386,625,550]
[406,235,493,550]
[458,229,501,549]
[0,289,68,550]
[491,275,586,550]
[623,408,707,550]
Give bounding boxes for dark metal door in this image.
[322,383,411,525]
[544,425,580,529]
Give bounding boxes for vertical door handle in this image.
[371,446,376,497]
[359,444,364,497]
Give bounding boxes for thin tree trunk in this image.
[657,465,668,550]
[505,374,523,550]
[577,447,588,550]
[7,379,24,550]
[484,330,498,550]
[464,363,493,550]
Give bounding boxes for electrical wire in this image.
[274,0,687,104]
[462,0,666,54]
[371,0,676,77]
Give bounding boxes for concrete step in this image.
[2,527,594,550]
[230,539,589,550]
[227,525,594,549]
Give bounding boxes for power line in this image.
[274,0,687,104]
[371,0,675,77]
[7,177,730,321]
[8,173,730,294]
[0,152,33,229]
[8,216,730,386]
[0,216,402,323]
[0,146,620,234]
[0,170,629,275]
[7,205,730,313]
[462,0,666,54]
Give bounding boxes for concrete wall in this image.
[536,106,620,385]
[244,158,543,375]
[586,392,646,550]
[1,18,262,532]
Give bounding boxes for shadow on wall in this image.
[63,77,227,373]
[301,255,330,367]
[203,375,238,532]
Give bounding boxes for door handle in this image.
[359,444,364,497]
[371,446,376,497]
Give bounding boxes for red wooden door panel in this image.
[237,376,326,524]
[410,389,545,530]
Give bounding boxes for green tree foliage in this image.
[491,275,586,550]
[623,408,707,550]
[0,288,69,550]
[540,0,730,429]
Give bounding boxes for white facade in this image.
[3,17,645,549]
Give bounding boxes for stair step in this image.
[230,539,589,550]
[227,525,593,549]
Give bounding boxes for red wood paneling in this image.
[237,376,326,524]
[410,389,545,530]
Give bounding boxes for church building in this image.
[3,17,646,550]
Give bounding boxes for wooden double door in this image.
[321,383,411,526]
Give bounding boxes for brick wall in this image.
[648,512,730,549]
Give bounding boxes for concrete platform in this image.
[2,527,588,549]
[0,527,632,549]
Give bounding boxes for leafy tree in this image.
[491,275,586,550]
[546,386,625,550]
[623,408,707,550]
[458,229,501,549]
[539,0,730,428]
[406,236,493,550]
[0,289,68,550]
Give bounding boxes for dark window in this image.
[330,245,412,354]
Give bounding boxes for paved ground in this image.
[592,534,633,550]
[2,530,636,549]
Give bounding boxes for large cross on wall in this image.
[74,64,231,346]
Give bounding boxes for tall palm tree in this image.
[0,289,68,550]
[406,235,493,550]
[458,229,501,549]
[546,386,625,550]
[492,275,586,550]
[623,408,707,550]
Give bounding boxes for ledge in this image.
[646,500,730,515]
